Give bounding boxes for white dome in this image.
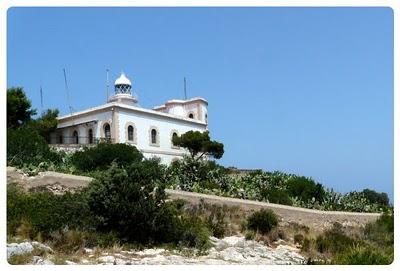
[114,73,131,86]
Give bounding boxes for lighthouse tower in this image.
[108,73,138,106]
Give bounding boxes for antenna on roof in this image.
[184,77,187,100]
[63,68,73,115]
[106,68,110,102]
[39,85,43,113]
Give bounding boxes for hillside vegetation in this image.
[6,87,393,265]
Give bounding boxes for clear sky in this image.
[7,7,393,200]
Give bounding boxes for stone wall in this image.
[7,167,380,231]
[166,189,380,231]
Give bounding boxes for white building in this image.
[51,73,208,164]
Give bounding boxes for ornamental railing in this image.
[49,136,115,145]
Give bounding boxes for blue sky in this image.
[7,7,393,200]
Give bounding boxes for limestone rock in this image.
[98,255,116,264]
[7,242,34,259]
[31,241,53,253]
[33,256,54,265]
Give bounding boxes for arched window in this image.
[172,132,178,147]
[104,123,111,141]
[72,130,79,144]
[205,113,208,123]
[88,129,93,144]
[151,129,157,144]
[128,125,134,141]
[188,113,194,119]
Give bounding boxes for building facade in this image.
[50,73,208,164]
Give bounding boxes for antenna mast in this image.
[63,68,73,115]
[39,85,43,113]
[184,77,187,100]
[106,69,110,102]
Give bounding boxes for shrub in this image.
[286,176,325,203]
[205,205,226,238]
[315,223,359,254]
[71,143,143,172]
[165,157,228,191]
[339,191,386,213]
[301,238,312,252]
[246,209,278,235]
[26,109,59,143]
[266,227,286,243]
[361,189,390,207]
[177,216,211,251]
[7,128,62,167]
[363,213,394,247]
[48,229,120,253]
[261,188,292,205]
[49,229,91,253]
[294,234,304,244]
[245,230,256,240]
[375,213,394,232]
[332,246,393,265]
[7,184,94,239]
[86,163,164,243]
[8,252,35,265]
[86,161,210,248]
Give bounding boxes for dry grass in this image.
[8,252,33,265]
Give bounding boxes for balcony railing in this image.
[50,136,115,145]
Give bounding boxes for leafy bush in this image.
[7,128,62,168]
[340,191,383,213]
[165,159,390,213]
[7,184,94,239]
[302,215,394,265]
[315,223,359,254]
[361,189,390,207]
[27,109,59,143]
[301,238,312,252]
[261,188,293,205]
[294,234,304,244]
[246,209,278,234]
[86,162,211,249]
[86,162,165,243]
[165,157,228,192]
[177,216,211,251]
[286,176,325,203]
[71,143,143,172]
[245,230,256,240]
[363,213,394,248]
[48,229,120,253]
[332,246,393,265]
[375,213,394,232]
[205,205,227,238]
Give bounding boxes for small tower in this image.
[108,73,138,106]
[114,73,132,94]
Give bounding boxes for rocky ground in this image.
[7,236,305,265]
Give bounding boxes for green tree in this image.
[172,131,224,160]
[361,189,390,207]
[7,87,36,128]
[286,176,325,203]
[7,127,61,167]
[27,109,59,142]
